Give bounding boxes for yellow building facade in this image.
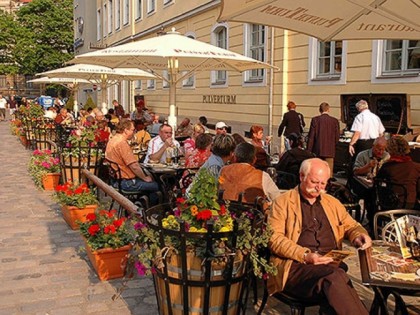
[75,0,420,144]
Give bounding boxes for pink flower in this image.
[41,162,51,169]
[135,261,147,276]
[134,222,146,230]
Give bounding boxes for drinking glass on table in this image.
[166,147,173,165]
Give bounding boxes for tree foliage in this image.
[0,0,74,76]
[0,11,20,74]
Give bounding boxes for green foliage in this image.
[79,210,134,251]
[54,182,99,208]
[84,96,96,110]
[65,95,75,111]
[0,11,19,74]
[28,149,61,188]
[11,0,74,75]
[131,169,277,279]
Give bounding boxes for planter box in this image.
[85,243,131,281]
[42,173,61,191]
[61,204,97,230]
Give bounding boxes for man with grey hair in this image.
[268,158,371,314]
[348,99,385,157]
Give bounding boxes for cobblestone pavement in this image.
[0,114,419,315]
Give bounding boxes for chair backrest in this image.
[104,159,123,191]
[276,171,298,190]
[381,221,399,242]
[373,209,420,240]
[374,178,408,211]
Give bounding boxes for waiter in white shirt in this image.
[348,99,385,158]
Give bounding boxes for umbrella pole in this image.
[167,57,178,138]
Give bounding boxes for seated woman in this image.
[183,123,205,160]
[376,136,420,210]
[249,125,272,170]
[133,120,151,149]
[185,133,213,168]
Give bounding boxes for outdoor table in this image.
[354,175,374,190]
[358,240,420,315]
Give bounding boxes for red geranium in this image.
[86,213,96,222]
[104,225,116,234]
[196,209,212,221]
[88,224,100,236]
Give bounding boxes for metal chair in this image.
[374,178,408,212]
[373,209,419,240]
[104,159,149,217]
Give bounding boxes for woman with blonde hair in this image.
[183,123,205,159]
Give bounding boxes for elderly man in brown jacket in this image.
[268,158,371,314]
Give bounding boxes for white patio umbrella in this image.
[219,0,420,41]
[28,77,90,84]
[40,64,156,112]
[69,28,274,128]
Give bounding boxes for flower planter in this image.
[42,173,61,191]
[61,204,97,230]
[154,252,245,315]
[85,243,131,281]
[19,135,28,147]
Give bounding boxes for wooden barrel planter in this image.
[144,204,258,315]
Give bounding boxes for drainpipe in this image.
[129,0,136,113]
[268,27,275,140]
[281,30,289,152]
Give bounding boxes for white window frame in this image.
[123,0,129,26]
[211,23,228,88]
[308,37,347,86]
[135,80,142,89]
[147,0,155,14]
[135,0,142,21]
[107,0,113,35]
[162,70,170,89]
[372,40,420,84]
[182,32,196,88]
[96,9,102,41]
[243,24,266,86]
[163,0,173,6]
[103,3,107,37]
[147,79,156,90]
[115,0,121,30]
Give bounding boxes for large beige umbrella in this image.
[69,28,274,127]
[40,64,156,111]
[219,0,420,41]
[28,77,90,84]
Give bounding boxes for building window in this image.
[211,24,228,86]
[123,0,129,25]
[182,33,195,87]
[317,41,342,77]
[147,0,155,14]
[163,0,172,5]
[97,9,101,40]
[135,0,142,20]
[103,3,107,36]
[308,38,346,85]
[163,71,170,88]
[115,0,121,30]
[244,24,265,83]
[107,0,113,34]
[147,79,155,90]
[135,80,142,89]
[383,40,420,74]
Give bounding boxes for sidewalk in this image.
[0,115,418,315]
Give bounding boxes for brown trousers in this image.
[283,262,368,315]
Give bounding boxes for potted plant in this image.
[79,209,133,281]
[28,149,61,190]
[130,169,277,315]
[58,125,104,183]
[54,181,99,230]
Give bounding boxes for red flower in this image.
[55,185,66,192]
[104,225,116,234]
[196,209,212,221]
[109,209,118,216]
[219,204,227,215]
[74,187,84,194]
[99,210,108,216]
[65,190,73,196]
[88,224,100,236]
[176,197,186,204]
[113,218,125,228]
[86,213,96,222]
